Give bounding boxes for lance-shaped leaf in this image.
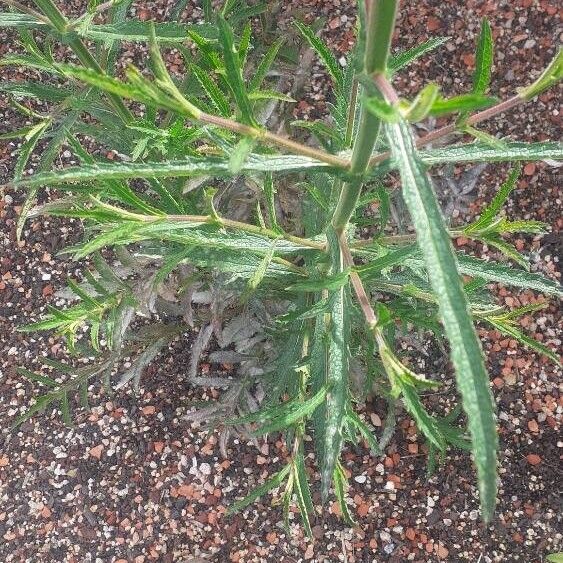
[13,154,331,188]
[465,166,520,234]
[388,37,449,74]
[472,18,494,95]
[295,22,344,91]
[228,463,291,514]
[77,21,218,43]
[455,254,562,297]
[217,15,256,126]
[0,81,73,102]
[419,141,563,165]
[386,118,498,522]
[320,228,350,500]
[0,12,48,30]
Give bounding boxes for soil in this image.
[0,1,561,562]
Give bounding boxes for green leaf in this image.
[364,96,400,122]
[0,12,48,30]
[403,83,440,122]
[17,367,58,388]
[0,81,72,102]
[472,18,493,95]
[356,244,418,277]
[294,22,344,91]
[249,38,285,92]
[546,553,563,563]
[386,118,497,522]
[228,463,292,514]
[333,461,356,525]
[455,254,562,297]
[465,166,521,234]
[429,94,497,116]
[217,15,256,126]
[320,228,350,500]
[292,449,314,538]
[398,379,446,451]
[13,154,330,188]
[252,387,327,436]
[287,269,350,293]
[486,318,561,366]
[229,137,256,173]
[190,64,231,117]
[346,409,381,454]
[78,21,218,44]
[417,141,563,166]
[389,37,449,74]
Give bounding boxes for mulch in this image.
[0,1,561,562]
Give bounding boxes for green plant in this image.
[2,0,562,532]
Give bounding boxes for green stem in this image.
[331,0,399,235]
[32,0,133,124]
[364,0,400,74]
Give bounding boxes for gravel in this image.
[1,0,561,561]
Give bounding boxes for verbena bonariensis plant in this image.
[1,0,562,532]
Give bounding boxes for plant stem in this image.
[331,0,399,235]
[31,0,133,124]
[368,94,523,167]
[200,113,350,169]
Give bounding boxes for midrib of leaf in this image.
[386,119,497,521]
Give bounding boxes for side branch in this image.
[368,94,523,167]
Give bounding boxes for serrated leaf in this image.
[455,254,562,297]
[13,153,331,189]
[389,37,449,74]
[356,244,418,277]
[78,21,217,43]
[386,118,497,522]
[472,18,493,95]
[398,379,446,451]
[465,166,520,234]
[249,37,285,92]
[227,463,291,514]
[486,318,561,366]
[190,64,231,117]
[320,228,350,500]
[293,449,314,538]
[294,22,343,91]
[251,386,327,436]
[0,12,48,30]
[346,409,381,454]
[0,81,74,102]
[17,367,58,388]
[217,15,256,126]
[417,141,563,166]
[333,461,356,525]
[286,269,350,293]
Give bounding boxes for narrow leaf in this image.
[386,118,497,522]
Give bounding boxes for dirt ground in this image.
[0,1,561,562]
